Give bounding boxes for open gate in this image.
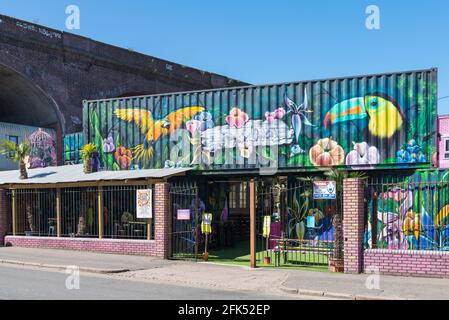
[256,178,336,267]
[169,181,200,260]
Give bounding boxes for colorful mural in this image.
[365,170,449,251]
[84,69,437,172]
[28,128,57,168]
[63,132,83,164]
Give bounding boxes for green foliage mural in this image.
[85,69,437,172]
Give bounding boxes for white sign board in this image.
[136,189,153,218]
[313,181,336,200]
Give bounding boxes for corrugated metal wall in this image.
[84,69,437,173]
[0,122,56,171]
[63,132,83,164]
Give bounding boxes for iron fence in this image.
[366,177,449,251]
[60,188,98,238]
[103,185,153,240]
[256,178,335,267]
[7,189,57,237]
[7,185,154,240]
[170,181,199,260]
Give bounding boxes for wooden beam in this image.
[56,189,61,237]
[11,189,16,236]
[6,179,164,190]
[250,179,256,268]
[98,186,104,239]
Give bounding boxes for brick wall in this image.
[343,178,365,274]
[4,236,158,256]
[0,189,7,246]
[1,182,172,258]
[364,249,449,278]
[154,182,170,259]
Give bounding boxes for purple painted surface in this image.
[269,222,282,249]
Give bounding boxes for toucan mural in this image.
[84,69,437,172]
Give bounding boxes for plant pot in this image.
[202,252,209,261]
[263,256,272,265]
[83,158,93,174]
[328,258,344,273]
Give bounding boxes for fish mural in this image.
[84,69,437,171]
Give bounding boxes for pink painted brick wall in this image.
[0,189,7,246]
[1,182,171,258]
[343,178,365,274]
[364,249,449,278]
[4,236,159,256]
[438,115,449,169]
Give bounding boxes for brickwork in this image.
[0,189,7,246]
[343,178,365,274]
[154,183,170,259]
[365,249,449,278]
[4,236,157,256]
[1,183,171,257]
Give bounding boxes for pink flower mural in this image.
[226,107,249,128]
[345,142,380,168]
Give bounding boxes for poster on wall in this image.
[313,181,336,200]
[136,189,153,218]
[177,209,190,220]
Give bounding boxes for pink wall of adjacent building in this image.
[438,115,449,169]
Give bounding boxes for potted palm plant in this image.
[81,143,97,174]
[0,139,31,179]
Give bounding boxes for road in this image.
[0,265,298,300]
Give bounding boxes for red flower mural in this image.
[115,146,133,169]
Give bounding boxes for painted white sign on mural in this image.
[136,189,152,218]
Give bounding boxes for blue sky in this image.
[1,0,448,113]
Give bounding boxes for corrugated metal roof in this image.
[0,164,191,185]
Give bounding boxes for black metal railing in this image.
[7,185,154,241]
[103,185,153,240]
[366,177,449,251]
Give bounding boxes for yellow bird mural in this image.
[324,93,406,139]
[114,106,205,161]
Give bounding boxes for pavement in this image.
[1,246,449,300]
[0,265,296,300]
[0,246,172,273]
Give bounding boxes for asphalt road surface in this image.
[0,265,297,300]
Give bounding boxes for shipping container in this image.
[63,132,83,164]
[83,68,438,173]
[0,122,56,171]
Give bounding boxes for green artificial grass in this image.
[206,240,330,272]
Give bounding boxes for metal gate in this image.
[256,178,336,267]
[169,181,199,260]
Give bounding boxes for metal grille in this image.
[60,188,98,238]
[7,189,56,237]
[103,185,153,240]
[170,181,199,260]
[366,177,449,251]
[256,178,335,267]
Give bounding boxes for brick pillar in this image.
[0,189,8,246]
[343,178,365,273]
[154,183,170,259]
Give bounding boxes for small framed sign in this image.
[136,189,153,218]
[313,181,336,200]
[177,209,190,221]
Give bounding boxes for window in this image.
[445,139,449,159]
[228,182,248,209]
[7,136,19,158]
[8,135,19,144]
